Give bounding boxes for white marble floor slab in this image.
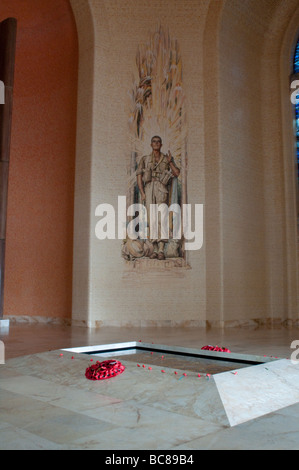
[2,324,299,449]
[214,359,299,426]
[0,349,229,449]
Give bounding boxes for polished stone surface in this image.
[214,359,299,426]
[1,323,299,449]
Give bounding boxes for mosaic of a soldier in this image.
[136,135,180,260]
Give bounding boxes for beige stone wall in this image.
[70,0,299,327]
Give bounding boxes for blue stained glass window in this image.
[294,37,299,73]
[293,36,299,180]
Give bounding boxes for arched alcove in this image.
[208,0,299,326]
[70,0,299,328]
[279,5,299,323]
[69,0,208,328]
[265,0,299,323]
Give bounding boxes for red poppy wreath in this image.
[201,345,231,353]
[85,360,125,381]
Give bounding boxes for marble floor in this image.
[1,322,299,450]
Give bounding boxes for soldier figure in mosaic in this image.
[136,136,180,260]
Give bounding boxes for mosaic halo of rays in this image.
[128,25,187,193]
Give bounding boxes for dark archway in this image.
[0,18,17,321]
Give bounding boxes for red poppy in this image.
[85,360,125,381]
